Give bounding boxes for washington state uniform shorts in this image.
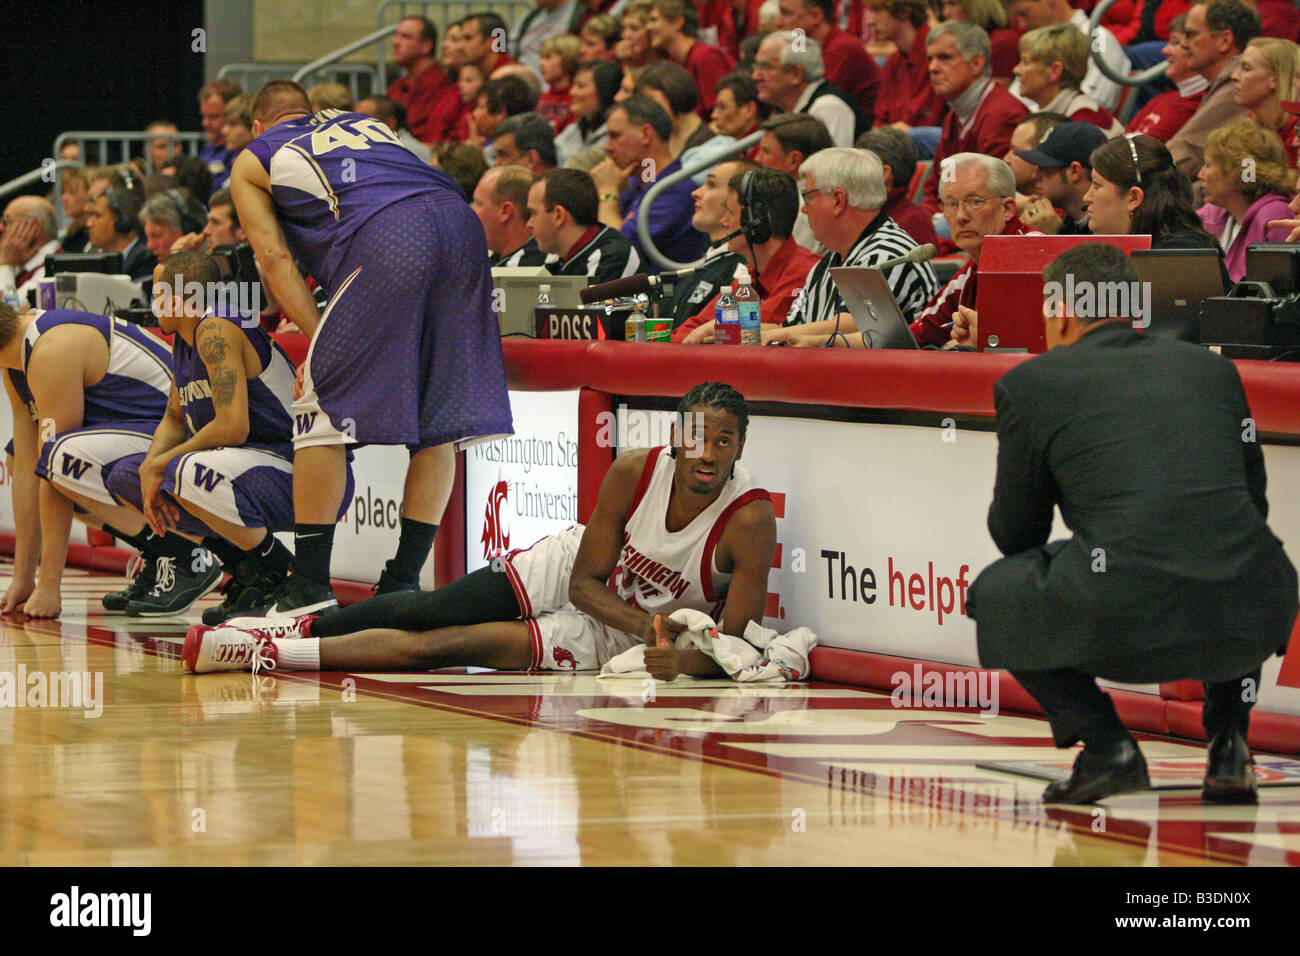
[500,524,642,671]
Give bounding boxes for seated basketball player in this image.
[41,251,351,621]
[183,382,778,679]
[0,300,219,618]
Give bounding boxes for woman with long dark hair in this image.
[1084,133,1218,249]
[555,60,624,166]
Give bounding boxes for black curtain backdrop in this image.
[0,0,207,188]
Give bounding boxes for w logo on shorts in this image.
[295,412,318,435]
[193,463,226,492]
[60,454,92,480]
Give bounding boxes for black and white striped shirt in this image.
[491,237,557,269]
[785,213,938,327]
[549,224,642,286]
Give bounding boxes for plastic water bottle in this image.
[714,283,741,345]
[735,265,761,346]
[1,283,19,311]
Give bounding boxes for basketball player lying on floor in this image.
[184,382,778,680]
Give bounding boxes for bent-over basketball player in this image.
[183,382,778,680]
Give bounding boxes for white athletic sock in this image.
[274,638,320,670]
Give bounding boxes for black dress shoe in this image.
[1042,737,1150,804]
[1202,732,1258,804]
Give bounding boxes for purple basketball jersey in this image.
[244,110,466,290]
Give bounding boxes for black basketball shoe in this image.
[265,572,338,618]
[102,553,158,612]
[125,551,224,617]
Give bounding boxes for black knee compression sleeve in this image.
[312,564,522,637]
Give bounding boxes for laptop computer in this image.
[491,267,588,337]
[829,267,920,349]
[1130,248,1228,342]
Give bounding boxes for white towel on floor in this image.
[599,608,817,682]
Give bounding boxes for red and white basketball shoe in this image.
[221,614,318,640]
[183,625,281,674]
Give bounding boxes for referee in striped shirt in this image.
[783,148,938,331]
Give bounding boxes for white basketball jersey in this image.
[610,446,769,619]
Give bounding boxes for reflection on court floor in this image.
[1,566,1297,866]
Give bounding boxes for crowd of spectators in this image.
[18,0,1300,350]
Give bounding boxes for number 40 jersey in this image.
[244,109,467,292]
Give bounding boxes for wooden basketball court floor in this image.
[2,565,1299,867]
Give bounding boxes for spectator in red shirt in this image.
[646,0,737,115]
[921,20,1029,213]
[776,0,883,120]
[1232,36,1300,167]
[857,126,941,246]
[386,16,451,144]
[866,0,947,130]
[459,12,518,77]
[538,35,581,135]
[420,20,475,143]
[1127,15,1207,140]
[677,168,823,340]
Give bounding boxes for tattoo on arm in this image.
[196,321,229,367]
[210,366,238,408]
[196,321,237,408]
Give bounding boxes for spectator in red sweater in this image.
[777,0,883,120]
[422,20,476,143]
[677,168,822,340]
[921,20,1029,214]
[1127,15,1208,140]
[387,17,451,144]
[460,12,518,76]
[646,0,737,115]
[866,0,947,130]
[538,35,581,134]
[1013,24,1124,133]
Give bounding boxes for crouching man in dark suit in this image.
[968,243,1298,805]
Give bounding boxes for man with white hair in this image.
[920,21,1028,215]
[781,148,938,331]
[0,197,60,305]
[753,32,865,148]
[913,153,1041,347]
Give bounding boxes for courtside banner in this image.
[463,389,581,573]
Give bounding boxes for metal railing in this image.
[219,62,380,101]
[1088,0,1169,88]
[52,131,208,172]
[637,131,765,272]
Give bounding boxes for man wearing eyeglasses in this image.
[777,148,938,334]
[914,153,1041,348]
[920,21,1028,216]
[1167,0,1261,180]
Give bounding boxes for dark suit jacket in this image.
[121,238,157,282]
[968,322,1297,683]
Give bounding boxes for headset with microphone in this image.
[164,188,209,235]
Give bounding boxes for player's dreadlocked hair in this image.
[674,381,750,449]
